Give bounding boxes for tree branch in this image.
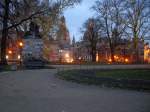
[6,10,46,30]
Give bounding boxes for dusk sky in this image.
[64,0,96,41]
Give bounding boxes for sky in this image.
[64,0,96,41]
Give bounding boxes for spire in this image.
[72,35,76,46]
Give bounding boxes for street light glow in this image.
[108,58,112,62]
[65,53,69,58]
[18,55,21,60]
[19,42,23,47]
[8,50,12,54]
[96,53,99,62]
[6,55,9,59]
[125,58,129,63]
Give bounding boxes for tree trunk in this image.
[92,53,96,62]
[0,0,10,65]
[1,28,8,65]
[109,42,115,63]
[110,47,115,62]
[133,33,139,63]
[92,52,96,62]
[91,46,96,62]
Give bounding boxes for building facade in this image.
[72,38,145,63]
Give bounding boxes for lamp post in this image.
[19,42,23,47]
[18,41,23,66]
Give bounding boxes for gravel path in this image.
[0,69,150,112]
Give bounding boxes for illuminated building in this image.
[144,43,150,63]
[72,37,144,63]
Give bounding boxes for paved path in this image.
[0,69,150,112]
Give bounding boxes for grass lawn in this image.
[95,69,150,80]
[57,69,150,91]
[59,69,150,80]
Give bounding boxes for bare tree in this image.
[83,18,102,62]
[125,0,150,63]
[93,0,126,62]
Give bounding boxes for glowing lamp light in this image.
[65,53,69,58]
[19,42,23,47]
[114,55,119,59]
[66,58,74,63]
[8,50,12,54]
[96,53,99,62]
[108,59,112,62]
[79,57,81,60]
[125,58,129,63]
[6,55,9,59]
[18,55,21,60]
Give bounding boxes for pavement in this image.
[0,69,150,112]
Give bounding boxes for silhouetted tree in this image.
[83,18,102,62]
[124,0,150,63]
[93,0,126,62]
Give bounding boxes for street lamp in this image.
[65,53,69,58]
[8,50,12,54]
[125,58,129,63]
[19,42,23,47]
[17,55,21,60]
[6,55,9,60]
[18,41,23,66]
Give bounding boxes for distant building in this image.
[144,43,150,63]
[72,37,145,63]
[72,40,92,62]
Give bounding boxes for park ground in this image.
[0,68,150,112]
